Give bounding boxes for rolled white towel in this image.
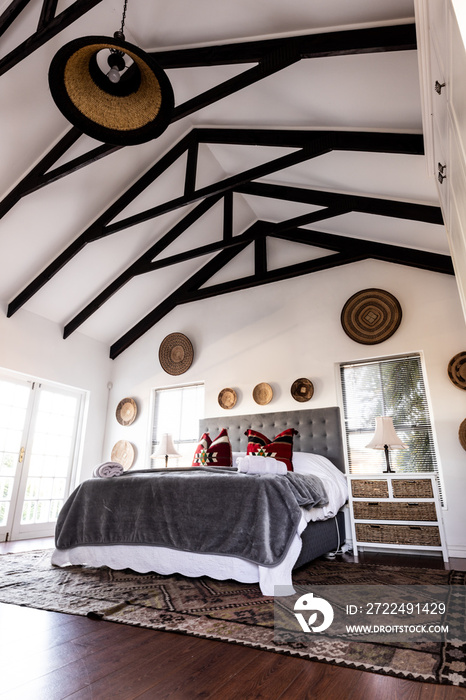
[236,455,287,475]
[93,461,124,478]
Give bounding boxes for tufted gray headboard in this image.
[199,406,345,473]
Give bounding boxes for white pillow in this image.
[292,452,348,521]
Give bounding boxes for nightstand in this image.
[348,473,448,562]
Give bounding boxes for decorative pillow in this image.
[245,428,297,471]
[192,429,232,467]
[192,432,211,466]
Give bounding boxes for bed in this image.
[52,407,348,595]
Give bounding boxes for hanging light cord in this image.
[119,0,128,38]
[108,0,129,81]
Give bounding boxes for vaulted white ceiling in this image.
[0,0,448,357]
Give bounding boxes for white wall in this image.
[106,260,466,558]
[0,307,112,484]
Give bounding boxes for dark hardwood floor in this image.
[1,539,466,699]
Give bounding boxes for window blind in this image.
[340,354,443,502]
[151,383,204,466]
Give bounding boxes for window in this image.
[340,354,443,501]
[150,384,204,467]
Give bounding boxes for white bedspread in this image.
[52,452,347,596]
[51,511,308,596]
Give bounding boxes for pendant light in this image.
[48,0,174,145]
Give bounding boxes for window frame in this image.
[148,382,205,468]
[339,352,446,506]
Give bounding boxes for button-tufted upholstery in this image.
[199,407,345,472]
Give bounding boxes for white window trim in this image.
[146,381,205,467]
[337,351,447,509]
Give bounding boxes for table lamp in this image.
[151,433,181,468]
[366,416,407,473]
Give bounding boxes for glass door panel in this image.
[0,378,33,539]
[12,385,83,539]
[0,374,85,542]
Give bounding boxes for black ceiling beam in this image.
[238,182,444,225]
[25,143,122,196]
[270,227,454,275]
[184,251,362,304]
[0,127,82,220]
[0,23,418,217]
[193,129,425,155]
[172,46,299,122]
[68,198,347,338]
[109,226,260,359]
[0,129,423,222]
[180,235,453,306]
[142,234,249,273]
[63,194,223,338]
[152,23,416,68]
[0,127,120,219]
[7,129,438,320]
[110,201,453,358]
[102,141,329,235]
[111,215,454,358]
[10,134,316,318]
[0,0,104,76]
[8,133,193,318]
[107,207,349,275]
[184,143,199,196]
[37,0,59,31]
[223,192,233,242]
[0,0,31,38]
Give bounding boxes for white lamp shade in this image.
[151,433,182,459]
[365,416,408,450]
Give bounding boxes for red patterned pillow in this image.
[245,428,297,471]
[192,429,232,467]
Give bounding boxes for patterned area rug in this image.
[0,549,464,687]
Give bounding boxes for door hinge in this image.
[19,447,25,463]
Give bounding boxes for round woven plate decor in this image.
[218,388,237,410]
[159,333,194,375]
[110,440,135,471]
[291,378,314,402]
[447,352,466,390]
[253,382,273,405]
[459,419,466,451]
[341,288,402,345]
[115,397,137,426]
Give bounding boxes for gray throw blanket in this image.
[55,469,328,567]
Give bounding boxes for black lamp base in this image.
[382,444,395,473]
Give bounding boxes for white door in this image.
[0,376,85,541]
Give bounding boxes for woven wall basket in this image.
[341,288,402,344]
[110,440,135,470]
[218,388,237,410]
[48,35,174,145]
[290,378,314,402]
[447,352,466,390]
[459,419,466,451]
[115,397,137,426]
[253,383,273,405]
[159,333,194,375]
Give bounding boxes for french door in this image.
[0,375,85,541]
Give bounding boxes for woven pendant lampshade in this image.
[48,33,174,145]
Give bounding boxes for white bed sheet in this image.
[51,511,307,596]
[52,453,347,596]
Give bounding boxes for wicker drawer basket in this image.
[351,480,389,498]
[392,479,433,498]
[355,523,441,546]
[353,501,437,521]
